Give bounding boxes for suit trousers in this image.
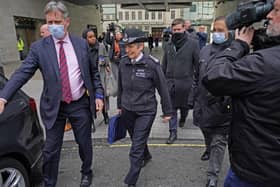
[43,95,93,187]
[201,128,227,181]
[121,109,156,185]
[169,107,189,132]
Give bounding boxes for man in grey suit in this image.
[0,1,104,187]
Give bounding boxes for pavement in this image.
[3,47,230,187]
[3,47,204,143]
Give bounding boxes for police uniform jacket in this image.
[117,53,172,116]
[190,40,232,133]
[202,39,280,186]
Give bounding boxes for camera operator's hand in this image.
[235,27,255,46]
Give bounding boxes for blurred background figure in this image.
[40,24,50,38]
[105,23,126,81]
[148,34,154,53]
[162,27,172,51]
[17,34,24,60]
[185,20,198,39]
[154,37,159,48]
[197,25,208,49]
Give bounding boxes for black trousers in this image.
[122,109,156,185]
[43,95,93,187]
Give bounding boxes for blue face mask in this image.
[212,32,227,44]
[48,24,65,40]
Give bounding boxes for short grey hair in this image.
[44,1,69,18]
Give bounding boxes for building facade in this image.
[102,2,214,39]
[0,0,101,64]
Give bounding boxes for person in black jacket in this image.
[117,28,172,187]
[83,29,111,124]
[162,18,200,144]
[202,0,280,186]
[189,16,232,187]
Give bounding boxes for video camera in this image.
[226,0,274,30]
[162,27,172,42]
[226,0,275,50]
[108,22,115,32]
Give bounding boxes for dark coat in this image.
[117,54,172,116]
[190,40,232,133]
[162,34,200,108]
[202,39,280,186]
[0,35,104,130]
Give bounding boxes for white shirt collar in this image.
[131,52,143,63]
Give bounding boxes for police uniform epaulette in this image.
[149,55,159,63]
[121,54,128,58]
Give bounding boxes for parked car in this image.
[0,71,44,187]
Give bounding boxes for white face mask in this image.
[212,32,227,44]
[48,24,65,39]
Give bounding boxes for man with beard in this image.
[162,18,200,144]
[202,0,280,186]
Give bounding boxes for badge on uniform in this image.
[135,69,146,78]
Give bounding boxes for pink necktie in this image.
[58,41,72,103]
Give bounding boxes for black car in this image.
[0,68,44,187]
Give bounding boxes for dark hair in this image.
[171,18,185,27]
[214,16,226,22]
[82,28,95,39]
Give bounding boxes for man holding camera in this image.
[203,0,280,186]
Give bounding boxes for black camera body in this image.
[226,0,274,30]
[108,22,115,32]
[162,28,172,42]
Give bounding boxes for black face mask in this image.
[171,32,186,50]
[171,32,185,43]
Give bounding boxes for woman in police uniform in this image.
[117,28,172,187]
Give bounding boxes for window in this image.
[119,12,123,20]
[145,11,149,20]
[180,9,184,17]
[138,25,142,30]
[151,12,155,20]
[132,11,136,20]
[138,11,142,20]
[145,26,149,31]
[125,11,129,20]
[171,10,176,19]
[158,12,162,20]
[190,5,197,12]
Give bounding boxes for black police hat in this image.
[123,28,147,44]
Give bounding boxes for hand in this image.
[117,108,122,115]
[162,115,172,123]
[106,66,111,73]
[235,26,255,46]
[0,100,5,114]
[95,99,104,112]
